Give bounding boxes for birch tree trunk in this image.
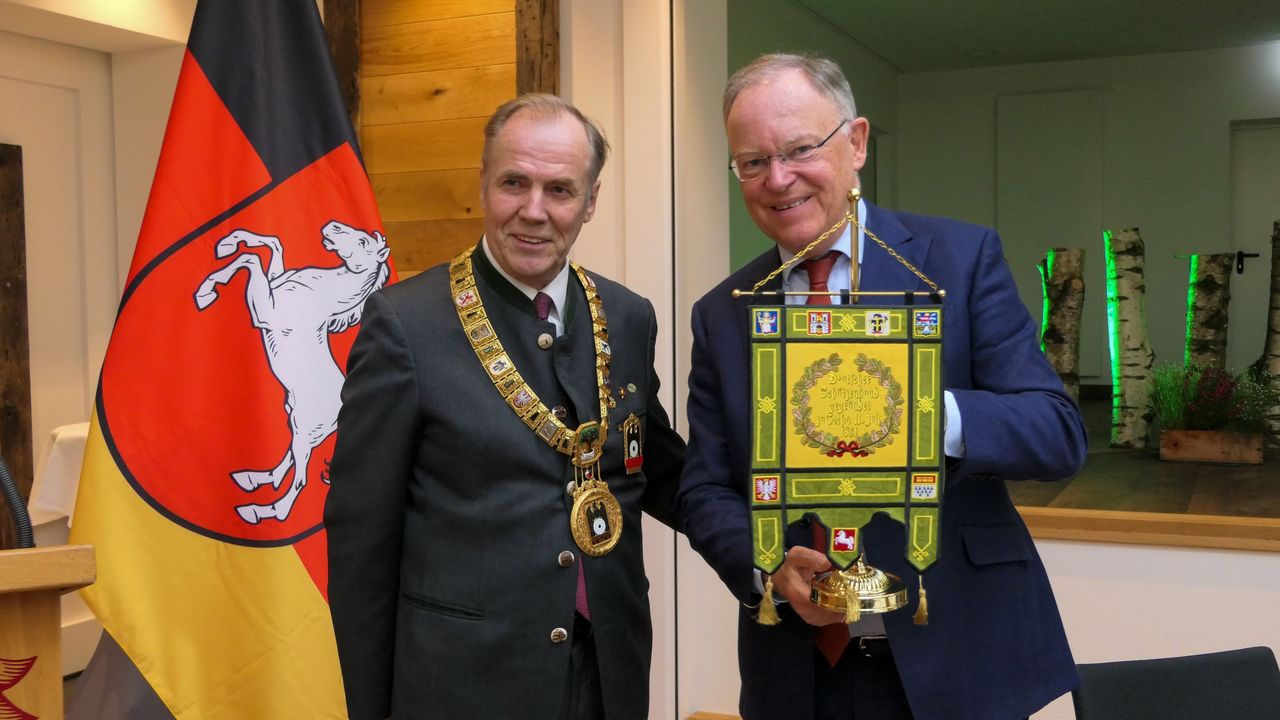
[1257,221,1280,457]
[1184,253,1232,369]
[1105,228,1154,448]
[1037,248,1085,403]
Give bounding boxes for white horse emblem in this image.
[195,220,390,524]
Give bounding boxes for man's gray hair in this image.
[723,53,857,122]
[482,93,610,185]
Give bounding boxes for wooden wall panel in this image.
[324,0,361,128]
[359,1,556,273]
[382,218,485,268]
[371,169,481,222]
[516,0,558,95]
[362,14,516,78]
[362,0,511,29]
[363,118,487,175]
[362,64,514,126]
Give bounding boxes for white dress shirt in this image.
[481,236,570,337]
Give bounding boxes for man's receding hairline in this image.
[481,94,609,185]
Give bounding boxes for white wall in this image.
[0,29,116,478]
[672,0,739,717]
[898,43,1280,381]
[0,0,190,678]
[0,23,111,676]
[0,0,189,461]
[563,3,742,718]
[111,45,185,281]
[562,1,680,716]
[0,0,188,52]
[1034,539,1280,720]
[994,89,1103,359]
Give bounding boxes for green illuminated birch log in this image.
[1037,248,1085,402]
[1256,221,1280,457]
[1105,228,1154,448]
[1183,253,1232,369]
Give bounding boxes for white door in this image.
[1228,122,1280,372]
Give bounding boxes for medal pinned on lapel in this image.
[622,413,643,474]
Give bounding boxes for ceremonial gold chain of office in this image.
[749,188,941,295]
[450,247,623,556]
[448,246,614,459]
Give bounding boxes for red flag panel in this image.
[127,51,271,286]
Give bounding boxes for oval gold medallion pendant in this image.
[570,480,623,556]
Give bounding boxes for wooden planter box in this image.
[1158,430,1264,464]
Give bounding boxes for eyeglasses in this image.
[729,120,849,182]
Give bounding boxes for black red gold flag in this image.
[70,2,391,717]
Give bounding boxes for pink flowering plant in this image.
[1152,363,1279,433]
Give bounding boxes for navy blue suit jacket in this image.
[678,203,1088,720]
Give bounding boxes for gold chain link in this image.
[749,211,852,292]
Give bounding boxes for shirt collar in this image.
[778,196,866,284]
[481,235,570,318]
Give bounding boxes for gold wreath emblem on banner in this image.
[791,352,904,458]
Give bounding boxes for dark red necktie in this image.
[533,291,553,322]
[812,521,849,665]
[800,257,851,663]
[536,290,591,620]
[801,251,840,305]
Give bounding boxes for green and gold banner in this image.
[749,304,945,574]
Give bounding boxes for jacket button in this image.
[558,550,575,567]
[552,405,568,421]
[538,333,554,349]
[550,627,569,643]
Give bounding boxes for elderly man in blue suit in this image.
[678,53,1088,720]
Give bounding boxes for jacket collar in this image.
[858,202,934,298]
[471,239,579,327]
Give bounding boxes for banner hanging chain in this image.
[746,189,941,296]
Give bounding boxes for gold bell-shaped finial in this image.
[810,554,908,621]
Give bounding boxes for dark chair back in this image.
[1072,646,1280,720]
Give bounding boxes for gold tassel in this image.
[913,576,929,626]
[757,574,781,625]
[843,585,860,624]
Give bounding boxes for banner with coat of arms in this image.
[68,1,386,717]
[748,304,945,574]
